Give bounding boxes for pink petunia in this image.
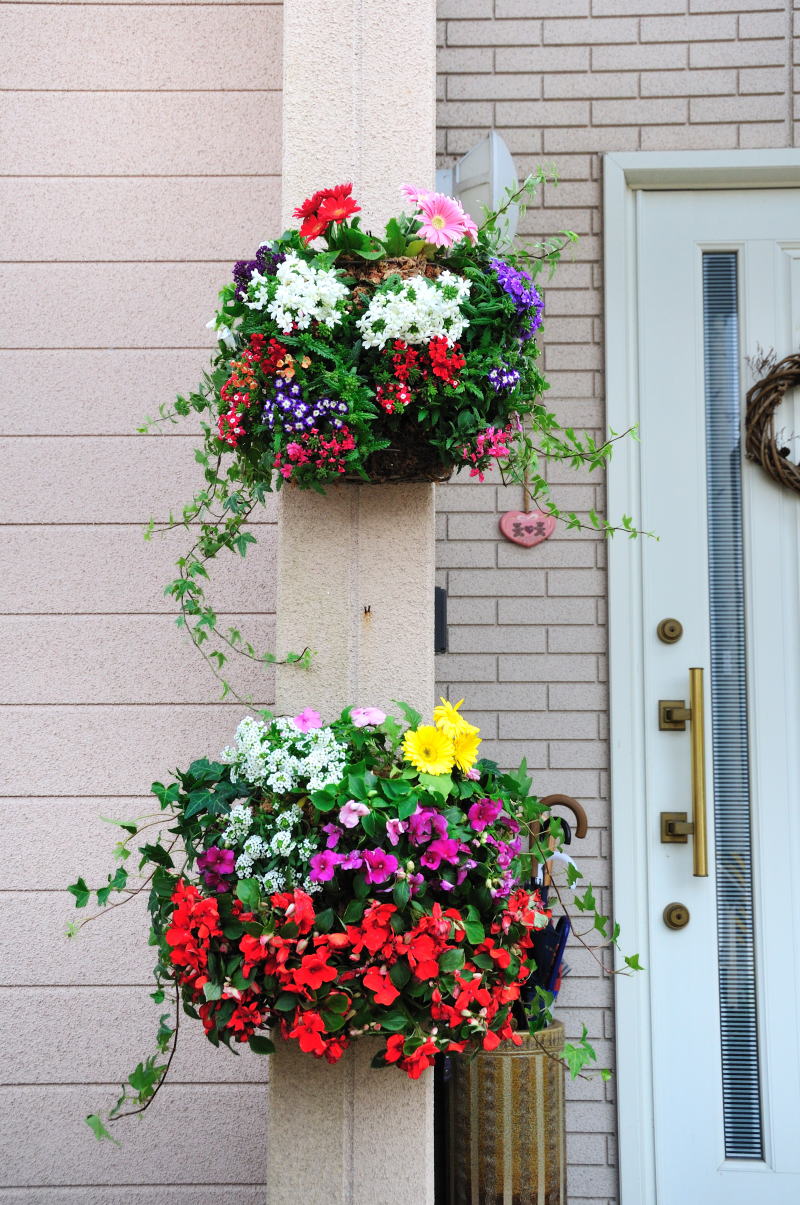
[351,706,386,728]
[338,799,369,829]
[293,707,322,733]
[362,848,400,885]
[385,818,407,847]
[417,192,472,248]
[309,849,343,882]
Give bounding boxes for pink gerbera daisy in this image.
[417,192,471,248]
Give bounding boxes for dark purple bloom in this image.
[197,845,235,893]
[232,243,285,300]
[262,381,347,437]
[490,257,544,341]
[488,363,521,392]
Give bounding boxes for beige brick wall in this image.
[0,2,282,1198]
[436,3,796,1201]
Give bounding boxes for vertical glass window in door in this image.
[702,251,763,1160]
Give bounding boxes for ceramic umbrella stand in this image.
[447,1022,566,1205]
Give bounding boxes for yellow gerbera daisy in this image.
[452,727,481,774]
[402,725,455,776]
[433,696,480,739]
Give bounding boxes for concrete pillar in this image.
[267,3,438,1203]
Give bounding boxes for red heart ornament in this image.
[499,509,557,548]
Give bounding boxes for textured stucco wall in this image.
[435,3,796,1203]
[0,3,283,1199]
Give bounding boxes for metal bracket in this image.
[660,811,693,844]
[659,699,691,730]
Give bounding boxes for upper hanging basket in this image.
[166,182,550,491]
[744,352,800,496]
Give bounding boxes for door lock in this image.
[663,902,690,930]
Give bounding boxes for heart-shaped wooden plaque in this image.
[499,509,556,548]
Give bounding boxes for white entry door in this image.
[608,182,800,1204]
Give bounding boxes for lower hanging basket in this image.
[447,1022,566,1205]
[343,441,454,485]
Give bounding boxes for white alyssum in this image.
[221,715,347,793]
[220,802,254,849]
[246,250,349,332]
[356,270,471,349]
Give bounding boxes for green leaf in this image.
[203,981,223,1001]
[624,953,644,971]
[86,1114,121,1146]
[380,1012,409,1032]
[315,908,335,933]
[384,217,407,257]
[235,878,261,911]
[389,961,411,990]
[67,877,91,909]
[418,773,453,800]
[392,879,410,909]
[249,1034,276,1055]
[393,699,422,729]
[274,993,299,1012]
[101,817,138,836]
[343,899,365,924]
[310,788,338,814]
[463,917,485,944]
[439,947,466,973]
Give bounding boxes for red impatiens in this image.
[293,183,361,242]
[163,878,550,1079]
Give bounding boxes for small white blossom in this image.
[249,251,349,332]
[356,271,471,349]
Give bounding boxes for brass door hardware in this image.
[657,617,684,644]
[658,667,709,878]
[663,902,690,930]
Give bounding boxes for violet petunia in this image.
[293,707,322,733]
[351,706,386,728]
[309,849,343,882]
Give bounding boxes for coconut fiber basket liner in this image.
[447,1022,566,1205]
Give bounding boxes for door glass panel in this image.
[702,251,763,1160]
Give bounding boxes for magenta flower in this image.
[362,848,399,885]
[420,837,460,871]
[293,707,322,733]
[385,818,407,847]
[322,823,343,849]
[351,706,386,728]
[339,799,369,829]
[309,850,343,882]
[340,850,364,871]
[417,192,472,248]
[468,797,504,832]
[407,807,449,846]
[197,846,236,893]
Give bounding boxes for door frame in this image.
[603,149,800,1205]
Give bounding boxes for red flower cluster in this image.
[293,184,361,242]
[217,335,292,448]
[273,427,357,481]
[164,880,549,1079]
[427,336,466,386]
[375,381,411,414]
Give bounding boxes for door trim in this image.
[603,149,800,1205]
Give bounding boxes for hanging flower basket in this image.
[69,699,628,1140]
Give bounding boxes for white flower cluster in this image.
[220,802,254,847]
[219,797,321,895]
[356,270,471,349]
[221,716,347,794]
[246,250,349,333]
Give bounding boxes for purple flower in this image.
[490,257,544,341]
[385,818,407,847]
[407,807,449,846]
[293,707,322,733]
[351,706,386,728]
[232,243,284,299]
[488,364,521,393]
[339,799,369,829]
[339,850,364,871]
[407,872,425,896]
[322,823,343,849]
[309,850,343,882]
[362,848,399,885]
[468,797,504,832]
[197,845,236,893]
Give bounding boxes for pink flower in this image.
[466,768,481,781]
[385,818,407,847]
[400,183,427,207]
[293,707,322,733]
[362,848,400,885]
[309,850,343,882]
[461,213,479,243]
[468,797,504,832]
[407,807,448,846]
[340,850,364,871]
[351,706,386,728]
[322,823,343,849]
[417,192,472,248]
[420,837,460,871]
[339,799,369,829]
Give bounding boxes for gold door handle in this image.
[659,667,709,877]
